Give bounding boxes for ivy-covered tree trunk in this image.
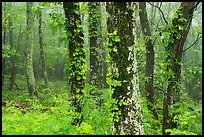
[138,2,158,120]
[63,2,86,125]
[38,2,48,88]
[162,2,199,135]
[26,2,37,97]
[81,3,90,84]
[88,2,104,87]
[107,2,144,135]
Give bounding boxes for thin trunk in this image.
[162,2,198,135]
[39,2,48,88]
[139,2,158,120]
[107,2,144,135]
[26,2,37,97]
[8,2,15,91]
[2,2,7,87]
[100,2,108,88]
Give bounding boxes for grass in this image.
[2,75,111,135]
[2,75,202,135]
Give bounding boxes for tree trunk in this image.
[26,2,37,97]
[100,2,108,88]
[107,2,144,135]
[2,2,7,88]
[139,2,158,120]
[63,2,85,126]
[88,2,104,88]
[162,2,198,135]
[38,2,48,88]
[81,3,91,84]
[8,2,16,91]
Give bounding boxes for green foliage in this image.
[2,43,19,58]
[83,84,111,134]
[141,97,162,135]
[107,31,120,53]
[49,12,65,35]
[2,2,202,135]
[44,44,67,71]
[141,94,202,135]
[76,122,94,134]
[41,2,51,8]
[3,77,111,135]
[167,99,202,135]
[183,66,202,82]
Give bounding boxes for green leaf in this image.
[113,46,118,52]
[42,2,51,8]
[162,31,169,36]
[169,37,174,44]
[178,25,184,30]
[178,17,187,22]
[77,76,81,81]
[105,55,112,63]
[113,31,117,35]
[114,36,120,42]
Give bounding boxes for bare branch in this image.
[192,2,200,11]
[182,31,202,52]
[148,2,168,25]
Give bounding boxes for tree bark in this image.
[63,2,85,126]
[26,2,37,97]
[88,2,104,88]
[139,2,158,120]
[81,3,90,84]
[2,2,7,88]
[107,2,144,135]
[162,2,198,135]
[38,2,48,88]
[101,2,108,88]
[8,2,16,91]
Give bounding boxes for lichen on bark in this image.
[107,2,144,135]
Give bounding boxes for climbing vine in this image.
[63,2,87,125]
[104,30,127,134]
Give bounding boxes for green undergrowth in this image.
[2,75,202,135]
[141,95,202,135]
[2,75,111,135]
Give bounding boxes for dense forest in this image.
[2,2,202,135]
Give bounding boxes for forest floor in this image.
[2,75,111,135]
[2,75,202,135]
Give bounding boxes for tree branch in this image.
[192,2,200,11]
[182,31,202,52]
[148,2,168,25]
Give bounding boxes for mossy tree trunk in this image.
[8,2,16,91]
[2,2,7,88]
[88,2,106,88]
[100,2,108,88]
[81,3,90,84]
[107,2,144,135]
[162,2,199,135]
[26,2,37,97]
[38,2,48,88]
[63,2,85,126]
